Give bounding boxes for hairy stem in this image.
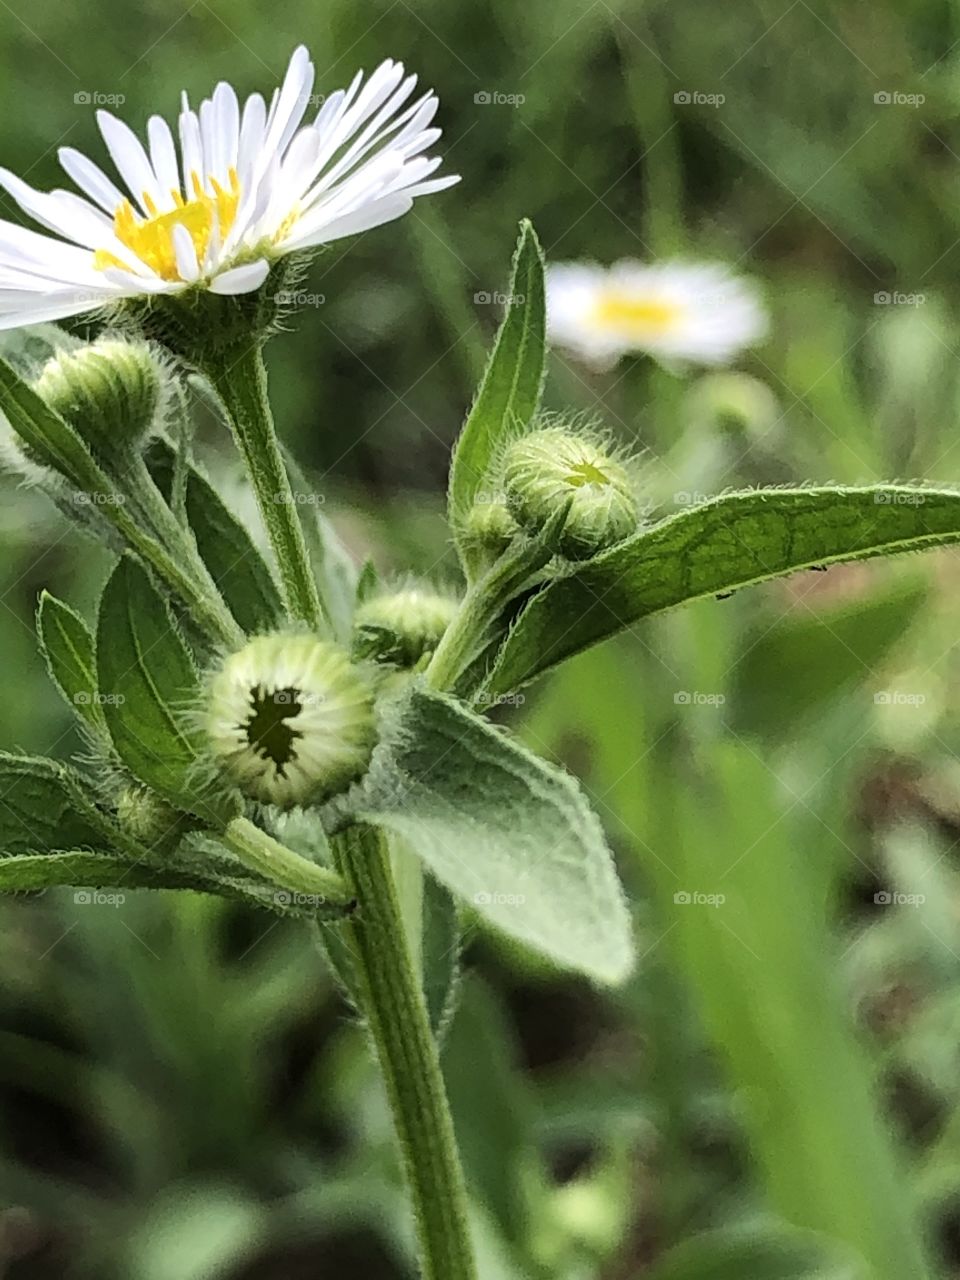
[332,824,478,1280]
[204,345,326,631]
[127,453,245,648]
[223,816,355,911]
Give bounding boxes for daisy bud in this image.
[502,426,638,559]
[459,496,520,568]
[33,339,164,463]
[354,587,459,667]
[116,784,178,845]
[205,634,377,808]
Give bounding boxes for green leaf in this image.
[731,576,927,739]
[97,557,228,825]
[0,353,104,492]
[489,485,960,693]
[0,848,351,917]
[0,754,104,853]
[646,1225,868,1280]
[352,684,633,984]
[37,591,105,733]
[449,221,546,578]
[147,441,282,634]
[422,873,462,1042]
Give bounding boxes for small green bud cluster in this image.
[459,495,520,566]
[353,586,459,667]
[115,784,179,845]
[205,633,377,808]
[33,338,166,463]
[500,424,638,559]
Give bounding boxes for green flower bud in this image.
[205,634,376,808]
[353,587,459,667]
[33,338,165,463]
[502,426,638,559]
[459,496,520,567]
[116,784,179,845]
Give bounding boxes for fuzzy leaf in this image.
[0,754,104,854]
[422,873,462,1042]
[646,1226,867,1280]
[0,353,105,492]
[37,591,105,733]
[488,485,960,693]
[97,557,230,825]
[353,684,633,985]
[449,221,546,578]
[147,442,282,634]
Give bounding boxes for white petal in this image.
[214,80,240,177]
[264,45,315,157]
[58,147,125,213]
[0,218,105,282]
[0,168,112,249]
[147,116,181,203]
[179,95,203,190]
[283,191,413,250]
[208,259,270,294]
[96,110,160,210]
[0,291,113,329]
[172,223,200,282]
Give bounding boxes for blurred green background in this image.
[5,0,960,1276]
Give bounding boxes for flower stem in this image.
[204,345,326,631]
[426,521,563,693]
[223,816,355,911]
[126,453,245,648]
[332,823,478,1280]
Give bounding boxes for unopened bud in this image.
[34,338,164,463]
[205,634,377,808]
[353,587,459,667]
[502,426,638,559]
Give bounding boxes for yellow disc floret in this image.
[94,169,242,281]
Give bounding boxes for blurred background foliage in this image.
[4,0,960,1276]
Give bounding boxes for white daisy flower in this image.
[546,260,767,370]
[0,47,459,329]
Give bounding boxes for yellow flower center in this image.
[93,168,241,281]
[592,290,682,339]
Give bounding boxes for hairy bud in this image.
[205,634,377,808]
[33,338,164,462]
[353,587,459,667]
[502,425,638,559]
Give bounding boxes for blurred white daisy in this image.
[546,260,767,370]
[0,47,458,329]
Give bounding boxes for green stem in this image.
[126,453,245,648]
[332,824,478,1280]
[223,816,355,911]
[204,344,326,631]
[426,527,560,693]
